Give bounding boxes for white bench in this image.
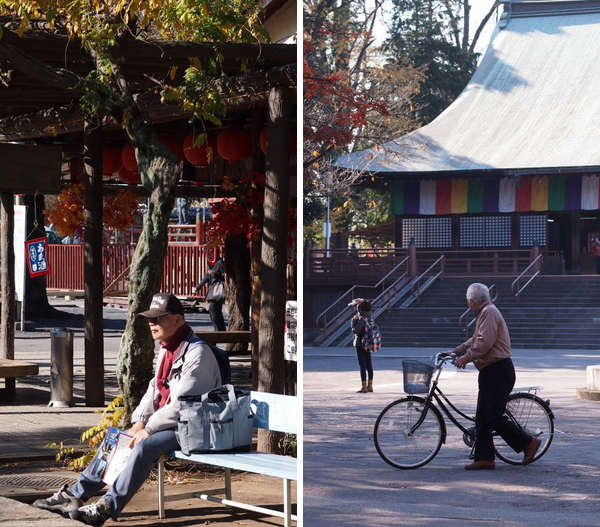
[157,391,298,526]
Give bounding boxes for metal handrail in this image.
[411,255,445,303]
[511,254,543,303]
[458,284,498,336]
[315,256,411,332]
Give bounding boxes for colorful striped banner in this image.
[390,175,600,215]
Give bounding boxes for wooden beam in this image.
[0,143,61,193]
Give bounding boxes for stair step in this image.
[354,279,600,350]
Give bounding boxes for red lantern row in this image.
[102,124,274,184]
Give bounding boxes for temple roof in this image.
[336,0,600,177]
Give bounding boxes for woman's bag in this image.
[177,384,254,456]
[206,281,225,302]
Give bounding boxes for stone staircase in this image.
[332,279,600,350]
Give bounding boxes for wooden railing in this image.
[47,243,212,298]
[306,247,556,279]
[305,248,409,279]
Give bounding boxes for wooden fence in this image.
[46,243,212,298]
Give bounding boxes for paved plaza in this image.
[304,344,600,526]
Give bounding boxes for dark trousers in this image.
[209,298,226,331]
[355,345,373,382]
[474,358,531,461]
[595,256,600,275]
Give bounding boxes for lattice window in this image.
[402,217,452,248]
[459,216,511,248]
[520,214,547,247]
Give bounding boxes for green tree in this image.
[384,0,498,124]
[0,0,269,415]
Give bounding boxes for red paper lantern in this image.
[122,143,138,172]
[217,124,252,163]
[102,143,123,175]
[259,126,268,155]
[183,132,218,166]
[259,126,297,155]
[118,166,141,185]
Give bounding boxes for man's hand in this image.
[126,422,149,447]
[455,355,469,369]
[128,429,150,447]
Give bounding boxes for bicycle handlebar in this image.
[434,352,457,368]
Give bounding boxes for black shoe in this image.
[32,484,82,516]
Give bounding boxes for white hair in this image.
[466,283,490,304]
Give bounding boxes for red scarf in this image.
[156,324,189,408]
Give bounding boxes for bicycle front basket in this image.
[402,360,434,394]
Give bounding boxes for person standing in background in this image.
[592,234,600,274]
[350,299,374,393]
[194,251,226,331]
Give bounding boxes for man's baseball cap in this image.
[137,292,184,318]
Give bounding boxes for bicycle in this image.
[373,352,555,469]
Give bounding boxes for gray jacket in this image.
[131,331,222,435]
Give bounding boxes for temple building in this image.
[335,0,600,274]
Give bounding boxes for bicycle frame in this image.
[408,356,545,445]
[374,353,555,469]
[409,359,475,442]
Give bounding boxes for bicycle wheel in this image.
[493,392,554,465]
[374,397,444,469]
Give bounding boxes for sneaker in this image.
[70,497,112,526]
[32,484,82,516]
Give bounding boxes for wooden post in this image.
[0,194,15,399]
[83,116,105,406]
[409,236,418,277]
[258,87,292,453]
[250,108,266,390]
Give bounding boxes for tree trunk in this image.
[224,233,251,353]
[0,196,14,354]
[257,87,292,454]
[116,131,180,419]
[83,116,105,406]
[250,108,266,390]
[0,195,14,397]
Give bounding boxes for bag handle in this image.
[200,384,239,411]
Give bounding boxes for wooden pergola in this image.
[0,18,297,404]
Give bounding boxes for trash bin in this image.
[48,328,74,407]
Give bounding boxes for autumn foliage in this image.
[209,172,296,249]
[303,39,390,162]
[45,184,141,237]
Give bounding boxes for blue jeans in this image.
[355,345,373,382]
[69,429,179,519]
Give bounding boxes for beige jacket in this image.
[452,301,511,370]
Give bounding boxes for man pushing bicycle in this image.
[450,283,541,470]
